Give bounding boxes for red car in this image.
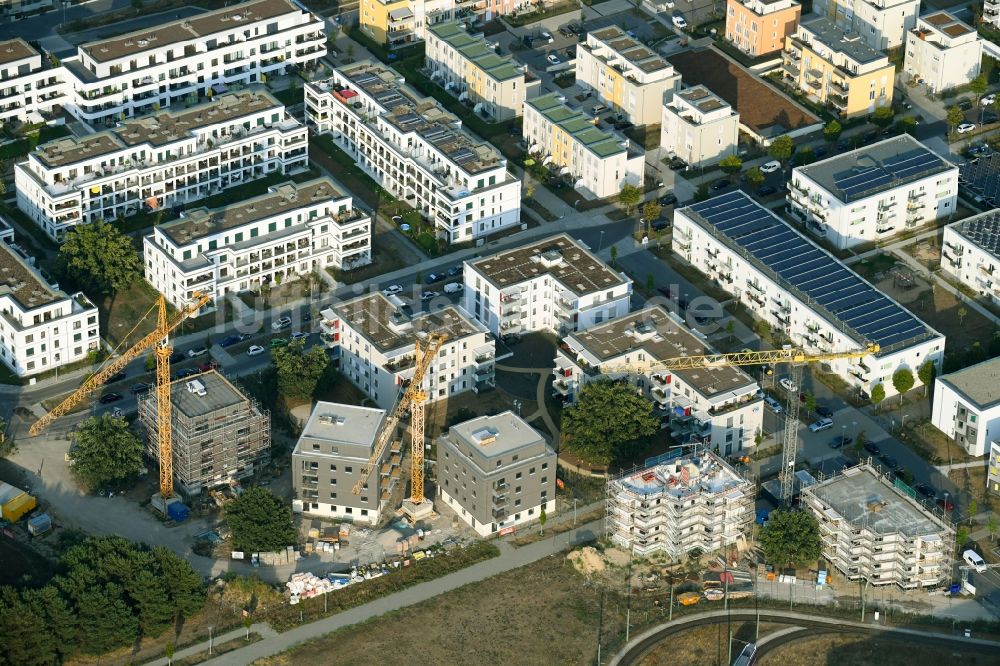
[936,497,955,511]
[198,360,220,372]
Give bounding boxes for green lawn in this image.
[310,134,385,209]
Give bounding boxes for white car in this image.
[957,122,977,134]
[778,377,798,392]
[981,94,996,107]
[760,160,782,174]
[963,549,987,572]
[420,291,436,301]
[443,282,463,294]
[382,284,403,296]
[809,418,834,433]
[546,53,561,65]
[247,345,265,356]
[540,30,554,43]
[672,15,687,28]
[271,315,292,331]
[290,332,308,341]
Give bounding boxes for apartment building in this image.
[940,211,1000,306]
[0,241,99,378]
[329,293,495,410]
[574,26,681,126]
[803,464,953,589]
[812,0,920,50]
[673,191,944,399]
[0,0,53,19]
[986,0,1000,30]
[438,411,556,537]
[930,358,1000,457]
[305,61,521,244]
[292,402,400,524]
[16,89,308,241]
[360,0,526,45]
[904,12,982,95]
[139,371,271,496]
[143,178,370,312]
[426,22,531,122]
[462,234,632,337]
[606,450,754,559]
[988,442,1000,496]
[0,39,68,126]
[725,0,802,57]
[787,135,958,249]
[782,17,894,118]
[63,0,324,126]
[523,93,644,199]
[553,306,763,456]
[660,85,740,168]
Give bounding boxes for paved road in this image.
[0,0,133,45]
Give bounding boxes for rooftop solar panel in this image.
[681,191,936,353]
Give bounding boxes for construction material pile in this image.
[286,572,341,602]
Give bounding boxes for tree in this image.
[823,119,842,142]
[75,585,140,655]
[69,415,145,490]
[745,166,765,188]
[645,272,655,294]
[346,43,355,62]
[871,106,895,128]
[693,182,710,202]
[958,306,968,325]
[561,382,659,466]
[917,360,936,397]
[946,105,965,133]
[956,525,969,550]
[58,220,142,295]
[767,135,795,164]
[794,146,815,166]
[892,367,914,402]
[165,642,175,666]
[968,498,978,525]
[758,509,821,568]
[803,393,816,416]
[895,116,918,136]
[642,200,662,224]
[260,281,272,306]
[151,545,206,619]
[271,339,329,402]
[870,383,886,410]
[225,487,297,553]
[719,154,742,175]
[609,245,618,265]
[0,587,56,665]
[618,184,642,214]
[539,506,547,535]
[988,514,998,542]
[970,74,988,103]
[725,319,735,342]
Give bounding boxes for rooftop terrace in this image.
[527,93,629,159]
[797,16,887,65]
[587,26,673,75]
[0,38,39,67]
[0,242,60,309]
[429,22,524,82]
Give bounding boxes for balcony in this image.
[829,93,848,109]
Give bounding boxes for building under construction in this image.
[606,450,754,559]
[802,464,954,589]
[139,371,271,496]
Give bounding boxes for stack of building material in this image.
[286,572,338,599]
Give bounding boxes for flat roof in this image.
[299,402,386,449]
[568,306,756,396]
[795,134,953,203]
[959,152,1000,199]
[33,89,284,168]
[677,85,730,113]
[947,210,1000,263]
[0,242,61,309]
[158,178,351,245]
[170,370,248,418]
[612,450,749,499]
[448,411,544,458]
[468,233,628,296]
[937,356,1000,409]
[798,16,886,65]
[922,11,974,37]
[589,26,672,74]
[334,293,482,354]
[81,0,308,64]
[808,465,949,537]
[0,38,39,66]
[429,22,524,82]
[680,191,937,354]
[526,93,628,159]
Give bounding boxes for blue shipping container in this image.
[167,502,189,522]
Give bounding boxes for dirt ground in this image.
[639,623,786,666]
[253,555,628,666]
[759,633,997,665]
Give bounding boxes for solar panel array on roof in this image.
[959,153,1000,204]
[684,191,934,352]
[950,211,1000,257]
[832,149,945,201]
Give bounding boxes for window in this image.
[345,466,353,473]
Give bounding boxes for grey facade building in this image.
[291,402,401,525]
[438,411,556,536]
[139,371,271,496]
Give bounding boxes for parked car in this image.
[444,282,463,294]
[668,157,687,171]
[937,496,955,511]
[658,193,678,206]
[130,382,151,395]
[756,185,777,197]
[198,360,220,373]
[958,98,973,111]
[829,435,851,449]
[420,291,436,301]
[963,549,987,572]
[247,345,266,356]
[381,285,403,296]
[540,30,554,43]
[99,393,123,404]
[104,370,127,384]
[815,405,834,418]
[651,219,670,231]
[173,368,197,380]
[984,111,999,124]
[219,335,241,347]
[778,377,798,392]
[760,160,781,174]
[426,272,444,283]
[290,332,309,342]
[269,337,289,349]
[982,93,997,107]
[711,178,729,191]
[809,418,834,433]
[863,441,881,456]
[187,347,208,358]
[914,482,935,498]
[446,266,462,277]
[957,122,977,134]
[763,396,783,414]
[546,53,561,65]
[271,315,292,331]
[671,15,687,28]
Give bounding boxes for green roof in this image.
[428,22,524,82]
[527,93,626,159]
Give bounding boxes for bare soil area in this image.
[759,633,996,666]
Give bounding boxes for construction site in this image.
[605,450,754,559]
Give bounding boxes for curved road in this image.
[610,609,1000,666]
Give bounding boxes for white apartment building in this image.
[574,26,681,126]
[305,61,521,244]
[941,211,1000,305]
[803,464,953,589]
[426,22,531,122]
[989,442,1000,496]
[660,85,740,168]
[329,293,495,410]
[553,306,763,456]
[606,451,754,559]
[0,39,68,126]
[143,178,370,312]
[986,0,1000,30]
[674,191,944,400]
[15,89,308,241]
[787,135,958,250]
[0,241,99,377]
[62,0,325,126]
[523,93,644,200]
[904,12,982,94]
[462,234,633,338]
[930,357,1000,458]
[813,0,921,50]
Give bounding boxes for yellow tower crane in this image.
[30,292,213,500]
[352,332,447,514]
[592,343,879,503]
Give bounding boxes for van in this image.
[592,104,608,115]
[963,549,987,573]
[763,396,783,414]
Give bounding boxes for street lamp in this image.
[598,230,605,252]
[208,626,213,655]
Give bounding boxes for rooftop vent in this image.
[470,427,498,446]
[318,413,346,426]
[185,379,207,396]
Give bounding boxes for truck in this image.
[0,482,36,522]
